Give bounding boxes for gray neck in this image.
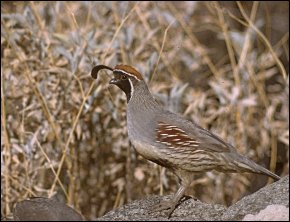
[127,81,162,141]
[128,81,161,112]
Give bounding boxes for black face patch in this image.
[110,71,132,102]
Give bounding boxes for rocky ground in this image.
[96,175,289,221]
[9,175,288,221]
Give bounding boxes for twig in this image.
[214,2,240,86]
[237,1,259,71]
[48,1,140,197]
[1,68,11,215]
[167,2,221,80]
[25,132,69,198]
[150,20,175,83]
[237,1,287,81]
[135,3,179,79]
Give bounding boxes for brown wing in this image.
[155,121,235,171]
[156,122,200,149]
[156,121,232,153]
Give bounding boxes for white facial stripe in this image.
[114,69,141,81]
[128,78,134,100]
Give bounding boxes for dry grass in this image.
[1,1,289,220]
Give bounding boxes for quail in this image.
[91,64,280,217]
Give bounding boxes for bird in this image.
[91,64,281,218]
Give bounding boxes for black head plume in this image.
[91,65,114,79]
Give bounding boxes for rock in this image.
[221,175,289,221]
[13,197,84,221]
[96,195,226,221]
[242,205,289,221]
[96,175,289,221]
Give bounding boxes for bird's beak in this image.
[109,78,118,85]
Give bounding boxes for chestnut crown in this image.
[91,64,144,102]
[91,64,143,81]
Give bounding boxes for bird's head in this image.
[91,64,144,102]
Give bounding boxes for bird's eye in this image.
[121,75,127,80]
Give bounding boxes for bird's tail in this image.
[230,153,281,180]
[251,162,281,180]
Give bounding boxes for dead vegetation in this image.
[1,1,289,220]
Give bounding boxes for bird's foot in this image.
[149,195,197,218]
[149,200,177,218]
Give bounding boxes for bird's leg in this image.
[151,184,187,218]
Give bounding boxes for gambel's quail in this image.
[91,64,281,217]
